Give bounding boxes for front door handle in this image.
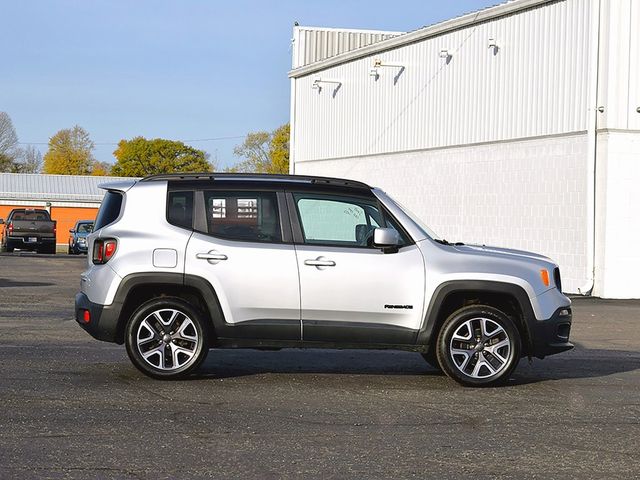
[196,252,228,263]
[304,257,336,267]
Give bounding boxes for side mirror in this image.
[0,218,4,225]
[69,229,75,233]
[373,227,400,253]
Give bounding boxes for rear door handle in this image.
[196,252,228,262]
[304,257,336,267]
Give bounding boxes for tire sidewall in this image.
[125,297,209,379]
[437,305,521,387]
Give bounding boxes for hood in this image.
[452,244,553,264]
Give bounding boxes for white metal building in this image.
[289,0,640,298]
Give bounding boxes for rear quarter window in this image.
[167,191,194,229]
[94,191,123,230]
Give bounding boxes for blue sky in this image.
[2,0,498,169]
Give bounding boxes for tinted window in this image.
[167,191,194,229]
[203,191,281,243]
[76,223,94,233]
[294,194,408,247]
[94,192,123,230]
[12,210,50,221]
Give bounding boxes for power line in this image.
[17,134,246,147]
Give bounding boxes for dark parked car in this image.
[0,208,56,254]
[68,220,94,255]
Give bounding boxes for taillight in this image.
[92,239,117,264]
[8,223,13,234]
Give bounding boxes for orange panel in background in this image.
[0,204,43,238]
[0,205,98,244]
[49,207,99,244]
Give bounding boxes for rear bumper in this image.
[529,306,573,359]
[75,292,122,343]
[7,236,55,248]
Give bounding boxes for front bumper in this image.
[529,306,573,359]
[72,242,88,253]
[75,292,122,343]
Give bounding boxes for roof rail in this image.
[139,172,371,189]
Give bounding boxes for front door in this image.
[184,189,300,340]
[289,191,425,345]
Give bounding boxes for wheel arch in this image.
[418,280,536,357]
[112,273,226,344]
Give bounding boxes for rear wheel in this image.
[436,305,521,387]
[125,297,209,379]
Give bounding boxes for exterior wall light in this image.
[369,59,406,84]
[312,78,342,97]
[439,49,452,64]
[488,38,499,54]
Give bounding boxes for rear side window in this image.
[202,191,281,243]
[94,191,123,230]
[167,191,194,229]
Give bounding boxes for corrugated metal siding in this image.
[293,0,592,162]
[632,0,640,130]
[292,27,403,69]
[0,173,136,203]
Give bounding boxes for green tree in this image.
[231,123,289,174]
[43,126,95,175]
[111,137,212,177]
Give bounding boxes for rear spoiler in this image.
[98,180,137,193]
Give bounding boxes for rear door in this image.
[184,187,301,341]
[289,190,426,345]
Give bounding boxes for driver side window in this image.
[294,193,407,248]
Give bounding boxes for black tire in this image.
[2,241,14,253]
[436,305,521,387]
[125,297,210,379]
[420,351,442,372]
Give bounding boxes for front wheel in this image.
[436,305,521,387]
[125,297,210,379]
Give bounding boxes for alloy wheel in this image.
[449,317,511,379]
[136,308,199,371]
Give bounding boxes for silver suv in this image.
[75,174,573,387]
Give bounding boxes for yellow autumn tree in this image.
[43,126,95,175]
[230,123,289,174]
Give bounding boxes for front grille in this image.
[553,267,562,292]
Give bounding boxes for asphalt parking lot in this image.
[0,254,639,479]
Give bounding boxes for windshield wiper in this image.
[435,239,465,246]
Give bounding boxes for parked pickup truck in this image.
[0,208,57,254]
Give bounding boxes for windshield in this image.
[77,223,94,233]
[380,192,441,240]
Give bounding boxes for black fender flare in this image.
[417,280,536,353]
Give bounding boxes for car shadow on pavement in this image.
[192,349,441,380]
[0,278,55,287]
[189,342,640,384]
[509,342,640,385]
